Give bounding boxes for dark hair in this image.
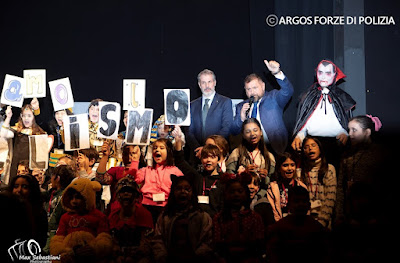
[163,175,199,217]
[62,188,86,212]
[300,136,329,185]
[244,73,263,85]
[238,118,271,171]
[320,60,336,73]
[17,160,30,171]
[74,148,99,166]
[152,138,174,168]
[7,174,43,209]
[239,171,262,187]
[288,185,310,203]
[206,135,229,157]
[349,115,378,141]
[273,152,298,183]
[220,178,251,222]
[201,144,221,160]
[52,165,76,189]
[87,98,103,111]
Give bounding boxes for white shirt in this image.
[202,91,216,109]
[297,87,348,141]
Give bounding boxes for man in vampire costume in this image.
[291,59,356,168]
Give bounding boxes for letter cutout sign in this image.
[1,74,26,108]
[123,79,146,110]
[49,77,74,112]
[63,114,90,151]
[29,134,53,170]
[23,69,46,98]
[97,101,121,140]
[164,89,191,126]
[125,108,153,146]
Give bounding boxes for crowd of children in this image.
[0,97,393,263]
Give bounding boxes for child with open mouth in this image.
[172,126,225,218]
[299,136,336,228]
[1,103,47,180]
[267,152,307,222]
[226,118,275,186]
[130,138,183,224]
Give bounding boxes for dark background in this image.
[0,0,399,137]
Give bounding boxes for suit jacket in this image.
[232,77,294,154]
[187,92,233,149]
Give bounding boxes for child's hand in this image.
[245,164,259,174]
[195,146,203,159]
[30,97,39,110]
[171,125,183,140]
[258,168,269,178]
[237,165,246,174]
[101,140,111,157]
[5,105,12,119]
[76,153,86,171]
[131,145,141,162]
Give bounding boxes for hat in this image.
[115,177,141,196]
[62,178,101,212]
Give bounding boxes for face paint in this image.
[317,63,335,88]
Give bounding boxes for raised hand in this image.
[264,60,281,75]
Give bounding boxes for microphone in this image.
[246,96,255,117]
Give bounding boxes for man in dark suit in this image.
[187,69,233,158]
[231,60,294,154]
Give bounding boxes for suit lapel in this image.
[207,93,219,116]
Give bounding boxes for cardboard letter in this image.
[97,101,121,140]
[49,77,74,111]
[125,108,153,145]
[164,89,190,126]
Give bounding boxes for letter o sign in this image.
[55,84,68,105]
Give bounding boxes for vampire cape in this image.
[292,60,356,137]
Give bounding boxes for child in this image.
[96,141,145,213]
[144,115,186,166]
[240,172,275,234]
[131,138,183,223]
[337,115,385,221]
[153,175,213,262]
[300,136,336,228]
[173,127,225,218]
[267,152,307,222]
[50,178,112,262]
[75,148,99,180]
[32,168,47,192]
[226,118,275,184]
[108,177,154,263]
[7,174,48,248]
[213,178,265,262]
[17,159,31,176]
[48,108,73,151]
[44,165,76,254]
[1,105,46,180]
[203,134,230,173]
[87,99,117,161]
[267,186,329,263]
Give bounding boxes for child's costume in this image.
[50,178,112,261]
